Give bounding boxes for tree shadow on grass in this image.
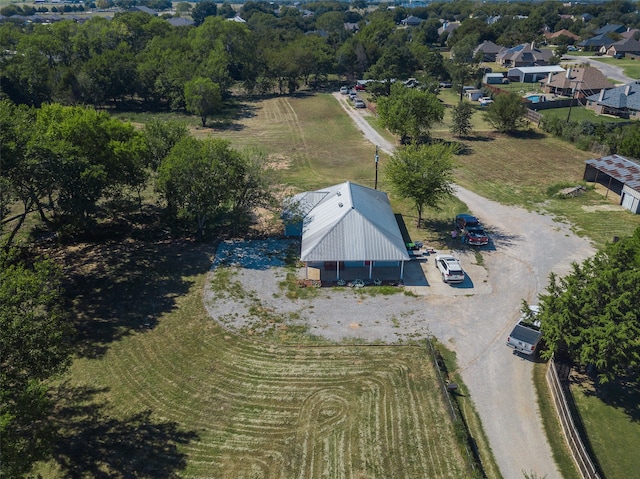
[580,371,640,423]
[56,236,214,359]
[51,384,198,478]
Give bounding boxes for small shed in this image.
[583,155,640,214]
[465,89,484,101]
[484,72,505,84]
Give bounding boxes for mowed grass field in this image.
[35,240,472,478]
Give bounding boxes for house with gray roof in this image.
[474,40,505,62]
[496,43,553,67]
[594,23,627,36]
[283,182,411,282]
[401,15,422,27]
[578,33,615,51]
[602,37,640,57]
[586,81,640,119]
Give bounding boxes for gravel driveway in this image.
[204,94,596,479]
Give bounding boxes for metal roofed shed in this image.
[282,182,411,281]
[508,65,565,83]
[583,155,640,214]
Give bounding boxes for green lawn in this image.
[570,374,640,479]
[541,106,630,123]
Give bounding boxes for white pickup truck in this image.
[507,305,543,356]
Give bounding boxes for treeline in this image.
[0,100,276,246]
[540,117,640,159]
[2,0,640,110]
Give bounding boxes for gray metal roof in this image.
[585,155,640,192]
[296,182,410,262]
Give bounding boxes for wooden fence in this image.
[546,358,602,479]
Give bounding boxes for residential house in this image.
[542,66,614,99]
[577,33,615,51]
[622,28,640,40]
[283,182,411,282]
[544,29,580,43]
[593,23,627,36]
[585,81,640,119]
[401,15,422,27]
[496,43,554,67]
[474,40,505,62]
[131,5,157,15]
[437,21,460,39]
[167,17,195,27]
[602,37,640,57]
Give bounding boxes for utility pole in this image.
[566,79,582,122]
[374,145,379,190]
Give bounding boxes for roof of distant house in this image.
[545,29,580,41]
[544,66,614,92]
[578,33,615,48]
[586,81,640,111]
[497,43,553,63]
[607,36,640,53]
[622,28,640,39]
[594,23,626,36]
[167,17,195,27]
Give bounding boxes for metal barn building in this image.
[583,155,640,214]
[283,182,411,281]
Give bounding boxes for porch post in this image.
[400,261,404,280]
[336,262,340,280]
[369,261,373,279]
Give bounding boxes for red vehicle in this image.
[455,214,489,246]
[354,83,366,91]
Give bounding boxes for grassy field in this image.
[34,239,473,478]
[570,373,640,479]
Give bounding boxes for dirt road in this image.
[332,92,596,479]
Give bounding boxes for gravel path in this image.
[204,94,596,479]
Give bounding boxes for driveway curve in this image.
[564,54,634,83]
[331,93,596,478]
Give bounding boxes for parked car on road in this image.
[354,84,366,91]
[435,254,465,283]
[507,305,543,356]
[354,99,366,108]
[340,86,349,95]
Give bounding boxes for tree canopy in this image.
[377,82,444,144]
[384,143,455,227]
[0,251,72,477]
[538,228,640,383]
[482,92,528,134]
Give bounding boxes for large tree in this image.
[184,77,222,127]
[377,82,445,144]
[450,101,474,138]
[157,137,241,238]
[538,228,640,383]
[482,92,528,134]
[384,143,455,227]
[0,251,72,477]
